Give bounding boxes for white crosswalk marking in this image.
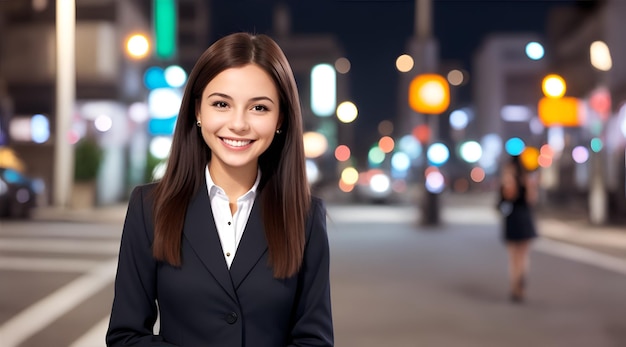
[0,259,117,347]
[0,256,104,272]
[0,222,120,346]
[69,316,109,347]
[0,238,119,254]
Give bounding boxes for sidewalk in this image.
[28,192,626,258]
[30,204,128,225]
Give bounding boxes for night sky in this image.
[209,0,578,151]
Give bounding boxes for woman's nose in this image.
[228,109,250,132]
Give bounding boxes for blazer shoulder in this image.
[310,195,326,216]
[126,182,158,233]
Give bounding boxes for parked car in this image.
[0,167,39,219]
[355,168,394,203]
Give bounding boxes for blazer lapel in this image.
[183,185,237,302]
[229,198,268,289]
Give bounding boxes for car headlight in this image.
[369,173,391,193]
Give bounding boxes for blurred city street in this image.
[1,191,625,347]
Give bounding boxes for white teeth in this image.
[222,138,251,147]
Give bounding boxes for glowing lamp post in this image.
[126,33,151,60]
[408,73,450,115]
[408,73,449,225]
[538,74,581,127]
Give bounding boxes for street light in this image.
[542,74,566,98]
[408,74,450,114]
[126,33,151,60]
[590,40,612,72]
[538,73,580,127]
[408,73,450,225]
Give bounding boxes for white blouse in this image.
[204,166,260,268]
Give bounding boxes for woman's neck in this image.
[208,161,258,200]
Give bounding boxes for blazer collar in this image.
[229,199,268,289]
[183,184,237,301]
[183,181,269,299]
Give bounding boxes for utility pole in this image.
[53,0,76,208]
[412,0,441,225]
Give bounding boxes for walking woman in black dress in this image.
[499,154,538,303]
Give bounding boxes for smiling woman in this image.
[106,32,333,347]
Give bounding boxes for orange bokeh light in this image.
[334,145,351,162]
[338,179,354,193]
[378,136,395,153]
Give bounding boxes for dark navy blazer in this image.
[106,182,333,347]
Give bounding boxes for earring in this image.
[196,120,201,127]
[275,129,282,134]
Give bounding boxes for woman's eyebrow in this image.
[208,93,275,105]
[207,92,232,100]
[249,96,276,104]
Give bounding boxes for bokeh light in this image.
[572,146,589,164]
[149,136,172,160]
[341,167,359,185]
[368,146,385,166]
[334,145,351,162]
[470,167,486,183]
[378,120,394,136]
[427,142,449,167]
[542,74,566,98]
[378,136,395,153]
[396,54,414,72]
[31,114,50,144]
[590,138,603,152]
[126,33,150,59]
[459,141,482,163]
[449,109,469,130]
[525,41,545,60]
[391,152,411,172]
[447,69,464,86]
[336,101,358,123]
[303,131,328,158]
[398,135,422,159]
[520,146,539,171]
[164,65,187,88]
[425,167,445,194]
[306,159,321,184]
[505,137,525,156]
[334,57,351,74]
[310,64,336,117]
[94,114,113,132]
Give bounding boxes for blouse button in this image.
[226,252,231,257]
[228,221,231,226]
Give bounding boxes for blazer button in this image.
[226,312,238,324]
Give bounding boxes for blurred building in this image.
[472,33,547,175]
[271,4,350,188]
[0,0,208,206]
[472,0,626,223]
[545,0,626,221]
[473,33,547,146]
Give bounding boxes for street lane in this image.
[1,201,625,347]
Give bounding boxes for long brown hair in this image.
[152,32,310,278]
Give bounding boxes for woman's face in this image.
[197,64,281,174]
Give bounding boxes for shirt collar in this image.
[205,165,261,201]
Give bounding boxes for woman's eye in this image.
[212,101,228,108]
[252,105,268,112]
